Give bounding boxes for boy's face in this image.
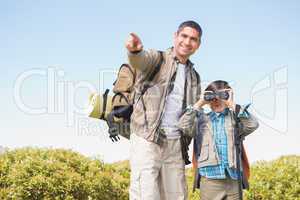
[209,98,227,113]
[205,89,232,113]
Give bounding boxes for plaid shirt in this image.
[199,108,239,180]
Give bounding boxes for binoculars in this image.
[204,90,230,101]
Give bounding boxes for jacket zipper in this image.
[153,61,178,141]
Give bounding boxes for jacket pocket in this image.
[143,85,163,128]
[199,142,209,162]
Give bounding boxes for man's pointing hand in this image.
[125,33,143,53]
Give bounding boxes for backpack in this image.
[88,51,164,141]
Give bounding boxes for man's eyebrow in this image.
[181,33,188,37]
[190,36,199,41]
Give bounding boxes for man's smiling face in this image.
[173,26,201,62]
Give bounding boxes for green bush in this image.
[187,155,300,200]
[0,148,299,200]
[244,155,300,200]
[0,148,129,200]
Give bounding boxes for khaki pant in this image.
[200,177,240,200]
[129,133,187,200]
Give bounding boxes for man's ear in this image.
[173,31,178,40]
[174,31,178,37]
[173,31,178,45]
[196,38,201,49]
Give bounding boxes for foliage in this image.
[244,155,300,200]
[0,148,299,200]
[0,148,129,200]
[186,155,300,200]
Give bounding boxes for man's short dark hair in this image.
[205,80,231,92]
[177,20,202,38]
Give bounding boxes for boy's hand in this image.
[193,94,209,110]
[222,89,236,111]
[125,33,143,53]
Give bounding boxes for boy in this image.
[191,80,259,200]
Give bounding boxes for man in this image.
[192,80,259,200]
[125,21,202,200]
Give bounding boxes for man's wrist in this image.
[130,49,142,54]
[186,105,200,114]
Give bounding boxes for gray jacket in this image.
[128,48,201,145]
[194,108,259,169]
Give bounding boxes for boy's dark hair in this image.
[205,80,231,92]
[177,20,202,38]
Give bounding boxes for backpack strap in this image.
[100,89,110,120]
[182,71,188,109]
[112,92,131,105]
[234,104,250,190]
[192,111,205,191]
[180,74,190,166]
[194,69,200,86]
[140,51,164,96]
[148,51,164,83]
[139,51,164,130]
[233,104,249,197]
[235,104,241,120]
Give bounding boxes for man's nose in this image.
[183,38,191,46]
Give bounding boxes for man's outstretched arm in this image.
[125,33,161,74]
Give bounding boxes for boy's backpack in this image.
[88,51,164,141]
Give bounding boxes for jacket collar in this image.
[209,108,229,121]
[166,47,194,67]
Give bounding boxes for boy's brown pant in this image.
[200,177,240,200]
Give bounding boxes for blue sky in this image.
[1,0,299,163]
